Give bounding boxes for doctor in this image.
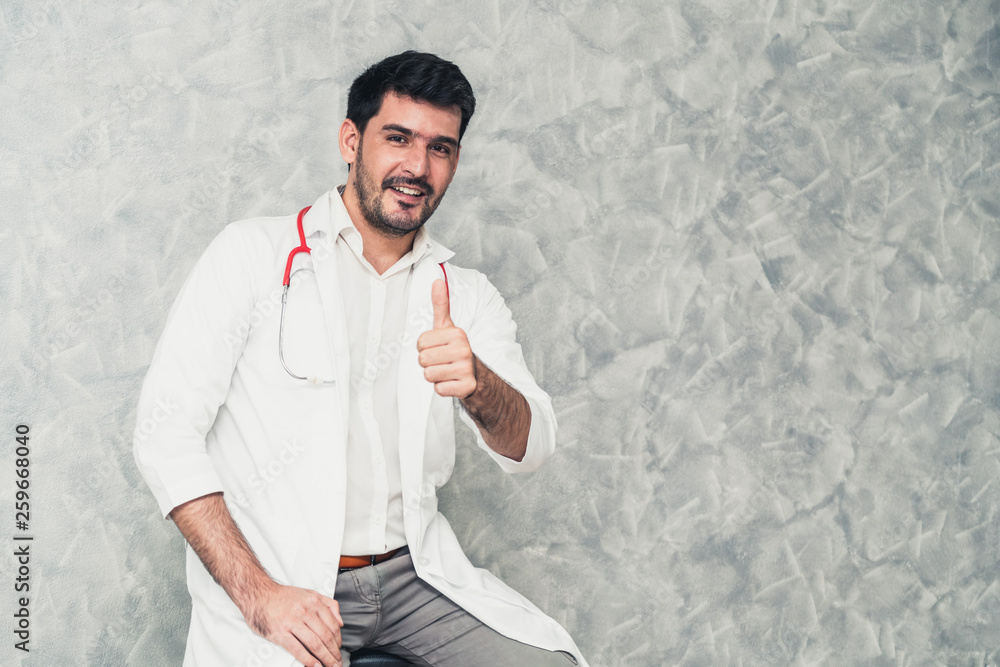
[133,51,587,666]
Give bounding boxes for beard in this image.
[353,138,443,238]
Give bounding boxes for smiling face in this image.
[340,92,462,239]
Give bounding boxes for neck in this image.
[340,183,417,275]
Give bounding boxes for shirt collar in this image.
[302,185,455,262]
[303,187,450,265]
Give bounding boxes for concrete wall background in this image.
[2,0,999,664]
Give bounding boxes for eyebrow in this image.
[380,123,459,148]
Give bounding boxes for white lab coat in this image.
[133,190,587,666]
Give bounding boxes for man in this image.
[133,51,587,667]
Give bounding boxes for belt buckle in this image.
[338,550,395,573]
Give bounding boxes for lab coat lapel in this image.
[301,197,351,443]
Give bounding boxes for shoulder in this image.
[223,214,296,248]
[187,215,300,301]
[437,260,515,335]
[200,214,298,266]
[439,261,501,301]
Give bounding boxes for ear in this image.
[339,119,361,166]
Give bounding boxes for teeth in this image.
[393,186,422,196]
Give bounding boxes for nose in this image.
[400,143,429,178]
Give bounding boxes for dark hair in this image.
[347,51,476,141]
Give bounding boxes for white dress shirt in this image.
[332,210,435,555]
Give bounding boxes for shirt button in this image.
[362,399,372,409]
[374,455,384,465]
[374,516,383,526]
[418,557,430,567]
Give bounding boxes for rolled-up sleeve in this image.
[132,223,259,517]
[457,272,557,473]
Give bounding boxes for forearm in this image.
[170,493,343,666]
[460,355,531,462]
[169,492,275,632]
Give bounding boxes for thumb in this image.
[432,279,453,329]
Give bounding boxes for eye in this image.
[387,135,406,143]
[431,144,451,155]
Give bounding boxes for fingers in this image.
[422,359,477,398]
[313,600,343,649]
[417,338,469,365]
[252,586,343,667]
[428,377,476,398]
[303,595,342,665]
[274,606,342,667]
[417,334,476,398]
[431,279,452,329]
[274,628,336,667]
[324,596,344,627]
[421,358,472,383]
[300,611,343,666]
[416,327,459,353]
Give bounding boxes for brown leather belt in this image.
[338,548,401,571]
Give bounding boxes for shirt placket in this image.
[361,276,389,553]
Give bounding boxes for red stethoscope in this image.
[278,206,449,384]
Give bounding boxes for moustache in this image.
[382,176,435,199]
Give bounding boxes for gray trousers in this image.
[336,549,577,666]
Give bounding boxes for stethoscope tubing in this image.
[283,206,313,287]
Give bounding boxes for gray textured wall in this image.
[2,0,999,665]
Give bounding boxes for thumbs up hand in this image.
[417,279,477,398]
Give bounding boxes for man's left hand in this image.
[417,279,477,399]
